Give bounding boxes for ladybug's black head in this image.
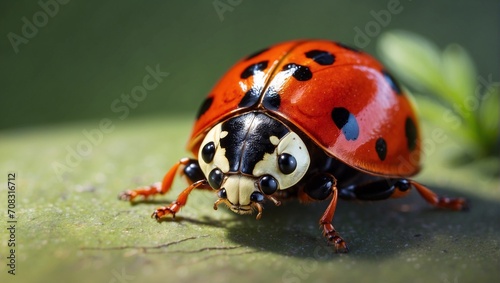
[197,112,310,219]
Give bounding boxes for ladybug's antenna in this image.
[267,195,282,207]
[252,202,263,220]
[213,198,229,211]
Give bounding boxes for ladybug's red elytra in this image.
[119,40,468,253]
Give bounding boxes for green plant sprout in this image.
[376,30,499,166]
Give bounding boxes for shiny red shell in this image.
[188,40,421,177]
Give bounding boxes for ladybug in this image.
[119,40,467,252]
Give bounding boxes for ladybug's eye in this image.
[217,188,227,199]
[201,142,216,163]
[208,168,224,189]
[278,153,297,174]
[250,191,264,203]
[258,175,279,195]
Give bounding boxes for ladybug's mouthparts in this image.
[213,198,263,220]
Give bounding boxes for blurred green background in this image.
[1,0,498,130]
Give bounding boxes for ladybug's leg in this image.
[338,179,467,211]
[119,157,212,220]
[151,179,209,220]
[338,178,410,201]
[410,180,468,210]
[118,158,207,201]
[300,174,349,253]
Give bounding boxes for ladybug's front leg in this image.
[300,174,349,253]
[151,179,209,220]
[119,158,211,219]
[118,158,195,201]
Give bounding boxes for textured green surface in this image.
[1,116,499,283]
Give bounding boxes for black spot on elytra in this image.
[262,87,280,110]
[305,50,335,65]
[335,42,361,53]
[238,88,261,108]
[331,107,359,141]
[282,63,312,81]
[375,137,387,161]
[196,96,213,119]
[405,117,418,151]
[382,70,402,95]
[241,60,268,79]
[245,47,269,60]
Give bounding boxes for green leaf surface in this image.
[442,44,477,110]
[376,31,447,96]
[1,116,499,283]
[478,85,500,146]
[413,95,482,156]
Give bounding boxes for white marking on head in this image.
[270,136,280,146]
[223,175,256,206]
[253,131,310,189]
[198,123,230,176]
